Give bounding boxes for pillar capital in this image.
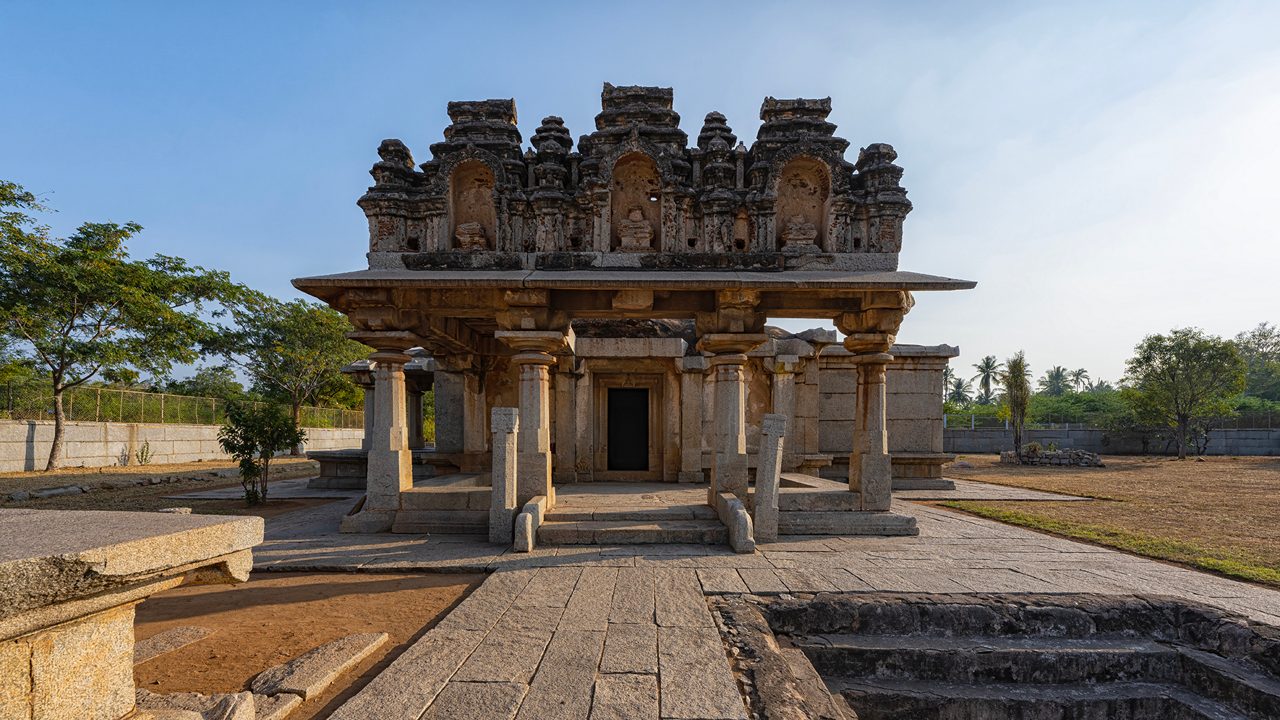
[842,333,895,355]
[368,350,412,366]
[495,328,575,356]
[767,354,801,374]
[847,350,895,365]
[348,329,419,354]
[696,332,768,356]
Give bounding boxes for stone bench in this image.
[0,509,263,720]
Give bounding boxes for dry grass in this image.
[940,454,1280,586]
[0,457,320,516]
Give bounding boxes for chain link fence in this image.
[945,411,1276,431]
[0,382,364,429]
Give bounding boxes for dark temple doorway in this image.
[607,388,649,471]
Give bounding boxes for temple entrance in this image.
[593,373,664,481]
[607,388,649,471]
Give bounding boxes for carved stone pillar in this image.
[432,368,464,454]
[847,341,894,511]
[496,330,572,506]
[767,355,800,472]
[678,356,709,483]
[462,369,487,456]
[342,347,413,533]
[360,385,375,452]
[489,407,519,545]
[754,413,787,542]
[406,387,425,450]
[697,333,767,503]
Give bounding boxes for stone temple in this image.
[294,83,975,549]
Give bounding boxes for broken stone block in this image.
[251,632,389,700]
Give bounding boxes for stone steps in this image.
[537,518,728,545]
[391,509,487,534]
[828,678,1250,720]
[544,504,718,522]
[777,489,861,512]
[399,487,491,511]
[797,634,1179,684]
[777,511,917,536]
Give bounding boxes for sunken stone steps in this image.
[797,634,1181,685]
[828,679,1250,720]
[537,519,729,545]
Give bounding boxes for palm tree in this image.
[1069,368,1090,392]
[1038,365,1070,396]
[1001,351,1032,460]
[1085,378,1114,393]
[947,377,973,405]
[942,365,956,399]
[972,355,1003,396]
[974,387,997,406]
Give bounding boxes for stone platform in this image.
[0,509,263,720]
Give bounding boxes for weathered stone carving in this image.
[781,214,818,247]
[618,207,654,251]
[354,83,912,268]
[454,221,487,251]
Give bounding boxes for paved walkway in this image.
[329,566,747,720]
[257,494,1280,625]
[254,485,1280,719]
[893,477,1090,501]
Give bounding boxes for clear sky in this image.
[3,1,1277,385]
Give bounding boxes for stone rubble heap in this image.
[1001,448,1104,467]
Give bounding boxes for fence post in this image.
[970,414,975,430]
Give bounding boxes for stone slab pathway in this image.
[164,477,360,500]
[327,566,749,720]
[255,494,1280,626]
[893,477,1090,501]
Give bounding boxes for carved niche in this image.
[610,152,661,252]
[732,209,752,251]
[775,157,830,250]
[450,160,497,251]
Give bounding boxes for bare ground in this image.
[0,458,320,516]
[134,571,483,720]
[940,454,1280,584]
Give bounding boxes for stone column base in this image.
[339,508,396,534]
[852,452,893,511]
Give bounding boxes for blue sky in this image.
[3,1,1278,384]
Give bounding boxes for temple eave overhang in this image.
[292,268,976,297]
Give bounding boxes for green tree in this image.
[1124,328,1246,459]
[220,294,370,428]
[971,355,1003,396]
[163,365,245,400]
[947,377,973,405]
[1037,365,1071,396]
[1001,351,1032,460]
[973,387,998,406]
[1233,322,1280,400]
[942,365,956,399]
[217,402,305,504]
[1068,368,1090,392]
[0,181,240,469]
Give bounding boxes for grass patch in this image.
[939,500,1280,588]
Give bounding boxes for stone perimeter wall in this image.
[945,428,1280,456]
[0,420,364,472]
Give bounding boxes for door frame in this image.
[593,373,663,481]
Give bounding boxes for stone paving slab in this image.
[256,498,1280,625]
[893,477,1090,501]
[590,673,659,720]
[163,477,359,500]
